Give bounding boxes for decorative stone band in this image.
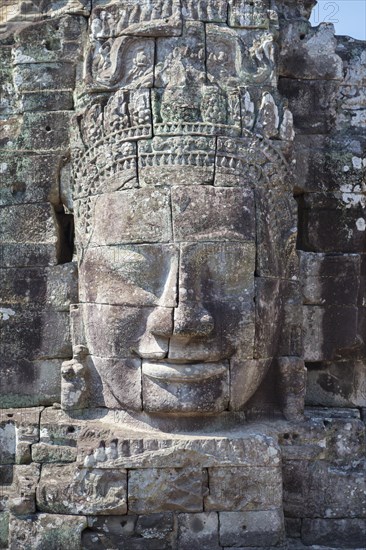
[72,124,292,201]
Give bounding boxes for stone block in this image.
[219,510,285,547]
[279,22,343,81]
[293,134,366,195]
[285,517,301,539]
[336,37,366,88]
[89,0,182,39]
[178,512,220,549]
[8,513,87,550]
[77,431,281,470]
[32,443,77,463]
[0,263,77,311]
[71,303,172,359]
[8,463,40,515]
[0,152,62,206]
[16,111,71,150]
[0,203,59,245]
[13,63,75,92]
[204,466,282,511]
[300,252,361,306]
[82,513,177,549]
[13,16,86,64]
[277,358,306,421]
[0,358,62,408]
[79,244,178,307]
[283,459,366,519]
[0,243,59,267]
[37,464,127,515]
[0,408,41,463]
[0,512,8,549]
[254,277,281,358]
[20,90,74,112]
[278,78,338,134]
[1,307,71,360]
[255,187,298,279]
[302,518,366,548]
[306,361,366,408]
[171,185,255,242]
[77,187,172,247]
[128,468,205,514]
[228,0,270,29]
[229,358,272,411]
[298,193,366,253]
[182,0,227,22]
[303,305,360,362]
[86,356,142,411]
[142,361,229,413]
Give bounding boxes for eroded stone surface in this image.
[1,0,366,548]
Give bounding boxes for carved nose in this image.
[173,304,214,337]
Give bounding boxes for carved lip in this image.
[142,361,228,383]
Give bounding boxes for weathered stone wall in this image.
[277,2,366,409]
[0,1,365,549]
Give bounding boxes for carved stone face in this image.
[71,0,299,415]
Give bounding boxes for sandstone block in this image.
[8,513,87,550]
[32,443,77,463]
[142,361,229,413]
[178,512,220,550]
[37,464,127,515]
[77,187,172,246]
[283,459,366,519]
[300,252,361,306]
[82,513,177,549]
[13,63,75,93]
[279,78,338,134]
[301,518,366,548]
[20,90,74,112]
[16,111,71,150]
[219,510,285,547]
[13,16,87,64]
[303,305,360,362]
[0,359,62,408]
[306,361,366,408]
[79,244,178,307]
[171,185,255,242]
[279,22,343,81]
[128,468,205,514]
[298,193,366,254]
[204,466,282,511]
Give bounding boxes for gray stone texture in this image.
[0,0,365,548]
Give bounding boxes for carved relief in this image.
[70,0,299,416]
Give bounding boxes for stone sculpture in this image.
[0,0,365,548]
[67,0,305,419]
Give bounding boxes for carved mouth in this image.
[142,361,228,382]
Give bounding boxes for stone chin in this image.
[141,360,231,414]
